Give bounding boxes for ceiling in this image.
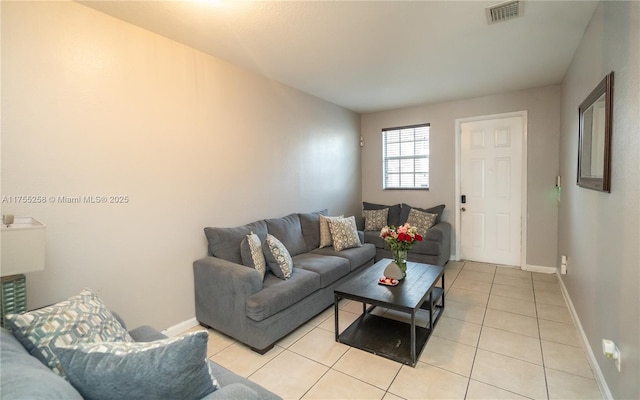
[78,1,599,114]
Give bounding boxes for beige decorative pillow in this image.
[319,214,343,248]
[328,216,362,252]
[240,232,266,279]
[406,208,437,235]
[363,208,389,231]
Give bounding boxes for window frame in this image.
[382,123,430,190]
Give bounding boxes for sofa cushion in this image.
[363,202,401,228]
[400,203,445,225]
[363,230,386,249]
[241,233,267,279]
[5,288,133,377]
[311,243,376,271]
[363,208,388,231]
[263,234,293,280]
[406,208,437,236]
[292,253,350,288]
[298,210,328,252]
[246,268,321,322]
[0,327,83,399]
[53,330,217,400]
[265,214,307,257]
[408,237,441,256]
[319,214,343,248]
[328,216,362,252]
[205,220,268,264]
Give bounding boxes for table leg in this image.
[441,274,445,308]
[411,311,416,365]
[429,291,433,329]
[334,294,340,341]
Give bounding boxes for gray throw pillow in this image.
[5,288,133,377]
[265,214,307,257]
[263,234,293,279]
[53,330,218,400]
[298,209,328,251]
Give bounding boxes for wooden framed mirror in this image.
[577,72,613,192]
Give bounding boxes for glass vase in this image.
[392,249,408,277]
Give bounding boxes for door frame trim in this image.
[454,111,528,267]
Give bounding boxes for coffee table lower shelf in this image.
[337,312,437,366]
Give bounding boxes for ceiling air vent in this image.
[486,0,523,24]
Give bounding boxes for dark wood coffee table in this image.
[334,258,444,367]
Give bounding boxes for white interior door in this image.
[460,116,523,266]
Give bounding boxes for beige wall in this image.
[361,86,561,268]
[558,2,639,398]
[0,1,361,330]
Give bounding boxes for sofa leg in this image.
[199,322,212,330]
[250,344,274,355]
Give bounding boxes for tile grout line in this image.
[459,261,493,400]
[532,274,552,400]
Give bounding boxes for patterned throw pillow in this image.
[53,330,218,400]
[406,208,437,235]
[318,214,343,248]
[5,288,133,376]
[263,234,293,279]
[363,208,389,231]
[240,232,267,279]
[328,216,362,252]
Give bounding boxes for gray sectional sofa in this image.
[360,202,451,266]
[194,210,376,353]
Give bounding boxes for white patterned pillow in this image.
[263,234,293,279]
[53,330,218,400]
[5,288,133,376]
[406,208,437,235]
[318,214,343,248]
[240,232,267,279]
[328,216,362,252]
[363,208,389,231]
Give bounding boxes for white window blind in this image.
[382,124,430,189]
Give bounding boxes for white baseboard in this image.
[557,273,613,400]
[161,317,199,337]
[523,264,557,274]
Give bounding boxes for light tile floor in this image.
[189,261,604,400]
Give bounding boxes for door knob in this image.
[461,207,466,212]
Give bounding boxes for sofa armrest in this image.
[193,257,264,335]
[426,221,451,242]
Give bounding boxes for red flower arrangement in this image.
[380,223,423,252]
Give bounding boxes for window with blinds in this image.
[382,124,430,189]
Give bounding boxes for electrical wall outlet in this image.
[560,255,567,274]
